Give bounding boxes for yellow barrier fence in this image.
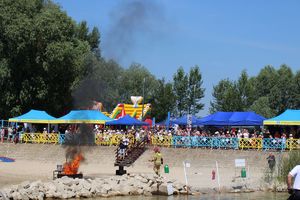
[286,139,300,150]
[239,138,263,150]
[21,133,59,144]
[151,135,172,147]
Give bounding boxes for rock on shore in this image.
[0,173,198,200]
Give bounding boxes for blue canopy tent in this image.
[198,111,265,126]
[106,115,149,126]
[198,112,234,126]
[264,109,300,125]
[156,119,175,126]
[9,109,56,123]
[173,115,200,126]
[51,110,111,124]
[228,112,266,126]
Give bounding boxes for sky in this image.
[54,0,300,116]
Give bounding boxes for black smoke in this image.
[103,0,166,61]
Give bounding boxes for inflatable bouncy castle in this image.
[109,96,151,120]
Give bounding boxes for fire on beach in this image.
[63,153,84,175]
[54,147,85,179]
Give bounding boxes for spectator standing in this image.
[7,127,13,142]
[0,127,5,143]
[287,164,300,200]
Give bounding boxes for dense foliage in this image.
[210,65,300,118]
[277,151,300,183]
[0,0,205,120]
[1,0,299,121]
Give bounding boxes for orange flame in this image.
[63,154,83,175]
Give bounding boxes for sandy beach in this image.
[0,143,284,190]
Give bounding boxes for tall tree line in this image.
[210,65,300,118]
[0,0,206,121]
[2,0,299,122]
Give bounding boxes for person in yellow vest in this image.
[150,147,163,176]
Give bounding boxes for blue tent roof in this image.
[106,114,149,126]
[156,119,175,126]
[8,109,56,123]
[198,111,265,126]
[51,110,111,124]
[228,112,266,126]
[198,112,234,126]
[173,115,200,125]
[264,109,300,125]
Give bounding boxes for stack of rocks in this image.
[0,173,200,200]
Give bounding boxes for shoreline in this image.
[0,144,287,194]
[0,173,288,200]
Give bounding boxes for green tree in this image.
[253,65,279,99]
[0,0,93,117]
[76,21,101,57]
[249,97,276,118]
[187,65,205,115]
[292,71,300,108]
[118,63,158,104]
[268,65,294,114]
[210,79,240,113]
[72,56,123,112]
[151,79,175,122]
[173,67,188,116]
[236,70,255,110]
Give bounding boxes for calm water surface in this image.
[82,192,289,200]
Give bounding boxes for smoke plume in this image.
[103,0,166,61]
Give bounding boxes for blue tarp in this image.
[51,110,111,124]
[8,109,56,123]
[106,114,149,126]
[198,111,265,126]
[173,115,200,126]
[264,109,300,125]
[0,156,15,162]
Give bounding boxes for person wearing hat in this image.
[287,164,300,200]
[149,147,163,176]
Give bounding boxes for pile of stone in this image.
[0,173,200,200]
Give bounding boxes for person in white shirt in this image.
[287,165,300,199]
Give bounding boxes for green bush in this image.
[277,151,300,183]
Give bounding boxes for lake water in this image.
[80,192,289,200]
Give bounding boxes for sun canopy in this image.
[51,110,111,124]
[106,115,149,126]
[8,109,56,123]
[198,112,233,126]
[198,111,266,126]
[264,109,300,125]
[228,112,266,126]
[173,115,200,126]
[156,119,175,126]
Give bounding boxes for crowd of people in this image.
[1,122,300,145]
[151,126,300,139]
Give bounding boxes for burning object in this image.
[53,151,84,179]
[63,153,83,175]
